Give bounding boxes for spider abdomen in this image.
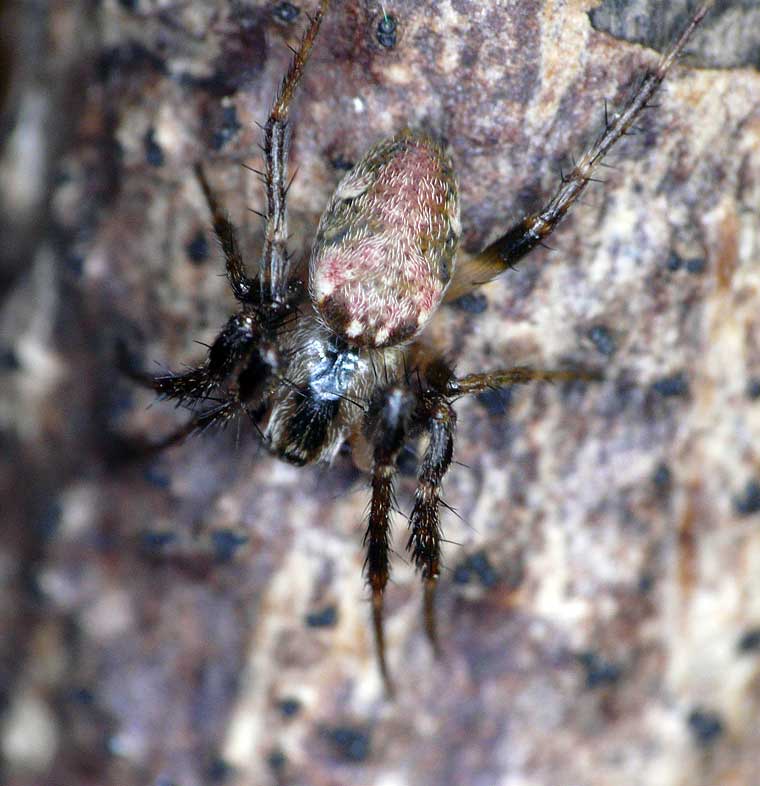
[310,130,460,348]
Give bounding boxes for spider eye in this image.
[309,130,460,348]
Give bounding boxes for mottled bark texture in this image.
[1,1,759,785]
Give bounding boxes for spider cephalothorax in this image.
[122,0,714,694]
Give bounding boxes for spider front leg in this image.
[118,313,260,405]
[194,164,258,303]
[445,1,713,299]
[407,394,456,656]
[363,384,415,695]
[448,366,602,395]
[259,0,329,304]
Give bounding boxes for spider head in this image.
[309,129,460,349]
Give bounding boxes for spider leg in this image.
[447,366,602,396]
[407,395,456,656]
[363,385,415,695]
[259,0,330,305]
[118,313,260,406]
[120,400,238,459]
[195,164,258,303]
[445,1,713,300]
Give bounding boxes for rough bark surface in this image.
[2,1,760,785]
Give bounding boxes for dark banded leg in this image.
[118,314,258,406]
[260,0,330,304]
[407,396,456,655]
[445,1,713,299]
[363,386,414,695]
[447,366,602,396]
[195,164,258,303]
[117,400,238,460]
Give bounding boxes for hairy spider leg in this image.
[260,0,330,305]
[363,385,415,695]
[445,0,714,300]
[118,314,259,406]
[448,366,602,396]
[195,164,258,302]
[407,395,456,657]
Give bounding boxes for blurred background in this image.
[1,1,760,785]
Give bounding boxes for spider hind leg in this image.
[363,384,416,696]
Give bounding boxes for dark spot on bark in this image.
[305,605,338,628]
[143,464,171,488]
[453,551,499,589]
[376,14,398,49]
[652,463,672,495]
[278,697,301,717]
[651,372,689,397]
[330,152,355,171]
[211,105,242,150]
[324,725,371,762]
[117,0,138,10]
[140,530,176,552]
[577,651,623,689]
[0,346,20,370]
[746,378,760,400]
[211,530,248,562]
[186,230,209,264]
[476,387,512,415]
[267,749,287,771]
[738,628,760,653]
[143,128,164,167]
[451,292,488,313]
[687,708,724,747]
[97,42,167,82]
[666,252,682,271]
[207,757,233,782]
[734,479,760,515]
[273,2,300,24]
[588,324,616,356]
[685,257,707,274]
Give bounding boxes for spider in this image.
[121,0,713,694]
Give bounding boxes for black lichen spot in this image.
[267,749,287,772]
[186,230,209,264]
[738,628,760,653]
[324,725,371,762]
[685,257,707,274]
[36,501,62,540]
[453,551,499,589]
[652,463,672,494]
[117,0,139,10]
[666,252,682,271]
[396,445,419,477]
[587,324,616,356]
[305,605,338,628]
[451,292,488,314]
[376,14,397,49]
[207,758,233,782]
[0,347,20,370]
[687,708,724,748]
[143,464,171,488]
[211,105,242,151]
[577,651,623,689]
[140,530,176,553]
[476,386,512,415]
[651,372,689,398]
[211,530,248,562]
[143,128,164,167]
[746,378,760,400]
[278,697,301,718]
[273,2,300,23]
[733,480,760,516]
[330,153,355,171]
